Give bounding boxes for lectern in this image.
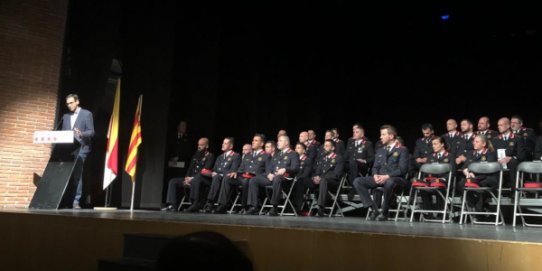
[29,130,80,209]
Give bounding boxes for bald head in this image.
[197,138,209,152]
[446,119,458,132]
[497,117,511,134]
[478,116,491,131]
[299,131,308,144]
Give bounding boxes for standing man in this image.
[169,121,192,168]
[352,125,409,221]
[63,94,95,209]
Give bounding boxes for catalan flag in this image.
[125,95,142,182]
[103,79,121,189]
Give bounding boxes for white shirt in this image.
[70,107,81,129]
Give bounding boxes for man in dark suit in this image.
[511,115,537,161]
[442,118,463,157]
[345,125,374,182]
[476,116,498,141]
[202,137,241,213]
[413,123,435,170]
[169,121,192,173]
[352,125,409,221]
[162,138,214,211]
[214,134,269,214]
[493,117,525,187]
[312,139,344,216]
[62,94,95,209]
[246,135,299,216]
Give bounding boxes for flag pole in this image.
[130,178,135,212]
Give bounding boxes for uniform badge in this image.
[524,133,528,137]
[481,156,486,161]
[509,142,514,147]
[331,159,336,164]
[444,158,449,163]
[202,158,206,162]
[284,156,288,160]
[393,152,399,157]
[227,157,231,161]
[258,157,262,161]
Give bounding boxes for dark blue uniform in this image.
[492,132,525,186]
[165,151,214,208]
[291,154,314,211]
[413,136,434,169]
[312,152,344,207]
[442,131,463,158]
[345,138,375,182]
[204,151,241,204]
[248,148,299,208]
[217,149,269,208]
[419,151,456,211]
[458,148,498,212]
[352,142,409,216]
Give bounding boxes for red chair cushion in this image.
[524,182,542,188]
[412,181,428,187]
[464,182,480,188]
[430,182,446,188]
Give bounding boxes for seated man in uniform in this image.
[352,125,409,221]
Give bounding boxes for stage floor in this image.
[3,208,542,244]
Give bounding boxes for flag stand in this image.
[94,186,117,211]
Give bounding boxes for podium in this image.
[29,131,80,209]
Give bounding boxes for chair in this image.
[308,174,347,217]
[513,161,542,227]
[177,186,192,211]
[459,162,504,226]
[364,184,409,221]
[409,163,454,223]
[228,185,244,214]
[259,177,298,216]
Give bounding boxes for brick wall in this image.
[0,0,68,208]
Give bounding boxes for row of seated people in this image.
[161,117,542,221]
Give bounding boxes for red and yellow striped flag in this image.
[103,79,121,189]
[125,95,143,182]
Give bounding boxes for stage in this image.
[1,208,542,271]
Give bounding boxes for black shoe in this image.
[203,203,214,213]
[268,207,279,216]
[245,207,259,215]
[317,206,325,217]
[236,208,246,215]
[368,209,380,221]
[161,205,175,212]
[213,205,227,214]
[376,213,389,221]
[185,203,201,213]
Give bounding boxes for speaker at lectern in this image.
[29,130,81,209]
